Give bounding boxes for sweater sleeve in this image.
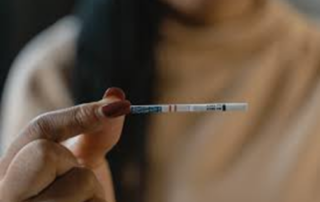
[0,16,80,154]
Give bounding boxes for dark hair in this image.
[73,0,163,201]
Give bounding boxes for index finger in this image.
[0,98,131,178]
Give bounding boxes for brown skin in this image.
[0,88,130,202]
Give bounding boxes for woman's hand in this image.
[0,88,130,202]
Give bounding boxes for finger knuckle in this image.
[31,114,55,139]
[73,105,99,130]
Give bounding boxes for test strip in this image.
[130,103,248,114]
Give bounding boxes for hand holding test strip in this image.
[0,86,248,202]
[130,103,248,114]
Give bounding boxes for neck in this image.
[163,0,258,27]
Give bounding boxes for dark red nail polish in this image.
[102,100,131,118]
[104,87,126,100]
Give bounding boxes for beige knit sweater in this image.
[2,1,320,202]
[0,16,79,152]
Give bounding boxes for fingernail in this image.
[104,87,126,100]
[101,100,131,118]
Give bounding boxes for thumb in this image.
[66,87,130,168]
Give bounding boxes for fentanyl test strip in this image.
[130,103,248,114]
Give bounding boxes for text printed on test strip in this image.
[130,103,248,114]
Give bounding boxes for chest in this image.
[147,38,320,202]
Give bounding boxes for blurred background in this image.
[0,0,319,104]
[0,1,319,201]
[0,0,77,98]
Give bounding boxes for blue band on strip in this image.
[131,106,162,114]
